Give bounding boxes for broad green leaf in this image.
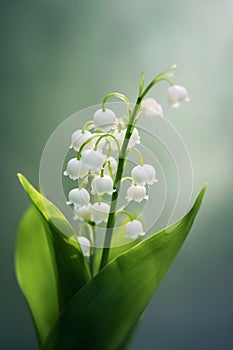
[17,173,74,237]
[44,186,206,350]
[93,239,139,275]
[17,174,91,309]
[15,206,59,347]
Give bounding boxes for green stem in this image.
[102,92,132,117]
[77,134,103,160]
[94,134,120,154]
[126,147,144,166]
[115,209,134,221]
[120,176,133,183]
[88,223,95,277]
[99,68,175,270]
[82,120,94,133]
[140,76,173,100]
[105,139,112,157]
[99,98,142,270]
[77,133,120,160]
[79,173,97,189]
[102,160,113,178]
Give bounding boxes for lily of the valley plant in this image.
[16,66,205,350]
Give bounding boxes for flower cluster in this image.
[64,109,154,248]
[63,70,189,258]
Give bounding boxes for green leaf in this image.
[44,186,206,350]
[17,174,91,309]
[15,206,59,347]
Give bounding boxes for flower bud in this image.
[131,164,157,186]
[141,98,163,117]
[63,158,89,180]
[73,204,91,222]
[77,236,91,257]
[66,188,90,207]
[91,175,114,195]
[167,85,190,108]
[126,185,148,203]
[90,202,110,224]
[93,108,117,132]
[125,220,145,239]
[70,130,94,151]
[81,150,105,171]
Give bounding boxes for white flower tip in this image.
[77,236,91,257]
[63,171,68,176]
[66,201,72,205]
[171,102,180,109]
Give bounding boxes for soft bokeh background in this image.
[1,0,232,349]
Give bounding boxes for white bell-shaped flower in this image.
[109,129,125,151]
[93,108,117,132]
[141,98,163,117]
[128,128,140,148]
[77,236,91,257]
[70,130,94,151]
[167,85,190,108]
[63,158,89,180]
[125,220,145,239]
[73,204,91,222]
[91,175,114,195]
[81,150,105,171]
[66,188,90,207]
[131,164,157,186]
[90,202,110,224]
[126,184,148,203]
[112,128,140,150]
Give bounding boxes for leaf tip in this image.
[200,183,208,197]
[190,184,207,217]
[17,173,26,189]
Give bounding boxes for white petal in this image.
[90,202,110,224]
[125,220,145,239]
[93,108,117,132]
[126,185,148,203]
[64,158,89,180]
[70,130,94,151]
[142,98,163,117]
[67,188,90,207]
[73,204,92,222]
[92,175,114,195]
[128,128,140,148]
[167,85,189,108]
[81,150,105,171]
[105,156,117,176]
[77,236,91,257]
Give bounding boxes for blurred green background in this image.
[1,0,232,349]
